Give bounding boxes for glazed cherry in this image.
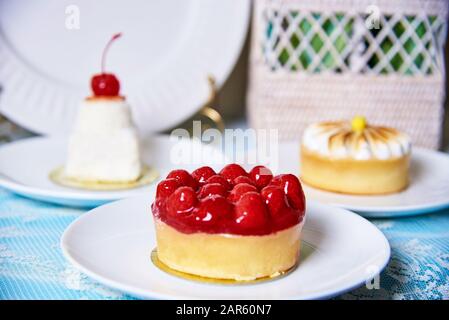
[198,183,227,199]
[272,206,301,229]
[191,166,216,186]
[151,164,306,236]
[233,176,255,186]
[271,174,305,211]
[195,195,233,224]
[167,169,197,190]
[219,164,247,184]
[261,185,288,217]
[249,166,273,189]
[156,178,180,199]
[166,186,197,217]
[91,33,122,97]
[234,192,269,232]
[206,175,231,190]
[91,74,120,96]
[227,183,258,203]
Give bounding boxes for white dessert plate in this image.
[277,142,449,217]
[0,135,226,208]
[0,0,250,135]
[61,193,390,300]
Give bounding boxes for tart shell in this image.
[154,218,303,281]
[300,146,410,195]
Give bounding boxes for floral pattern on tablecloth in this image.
[0,190,133,300]
[340,215,449,300]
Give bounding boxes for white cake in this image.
[64,96,142,183]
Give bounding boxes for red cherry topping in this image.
[234,192,269,232]
[261,185,288,217]
[166,169,197,190]
[166,186,197,217]
[233,176,255,186]
[156,178,180,199]
[219,164,247,184]
[272,206,301,229]
[227,183,258,203]
[271,174,305,211]
[195,195,233,224]
[198,183,227,199]
[191,166,216,186]
[151,164,305,236]
[206,175,231,190]
[249,166,273,189]
[91,74,120,96]
[91,33,122,97]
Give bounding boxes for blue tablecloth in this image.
[0,188,448,300]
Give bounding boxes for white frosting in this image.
[65,98,142,182]
[302,122,411,160]
[72,99,134,133]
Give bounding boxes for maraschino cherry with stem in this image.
[91,33,122,97]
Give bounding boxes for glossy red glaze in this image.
[206,175,231,191]
[191,166,216,186]
[227,183,258,203]
[261,185,288,217]
[198,183,227,199]
[151,164,306,235]
[234,192,270,233]
[194,195,233,227]
[249,165,273,189]
[91,73,120,96]
[167,169,198,190]
[233,175,255,186]
[271,174,306,212]
[166,186,197,217]
[219,164,247,184]
[156,178,179,199]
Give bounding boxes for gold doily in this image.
[49,165,158,191]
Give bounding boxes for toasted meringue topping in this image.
[302,120,411,160]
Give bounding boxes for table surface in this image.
[0,122,448,300]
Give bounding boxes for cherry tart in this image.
[151,164,306,281]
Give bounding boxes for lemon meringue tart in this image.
[151,164,306,281]
[300,117,411,195]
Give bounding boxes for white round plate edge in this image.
[277,141,449,217]
[0,136,144,203]
[60,196,391,300]
[315,147,449,217]
[0,135,227,207]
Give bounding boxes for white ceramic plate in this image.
[0,135,226,207]
[61,193,390,300]
[0,0,250,135]
[277,142,449,217]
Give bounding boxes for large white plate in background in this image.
[0,0,250,135]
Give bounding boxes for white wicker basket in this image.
[248,0,448,149]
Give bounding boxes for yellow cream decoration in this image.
[351,116,367,132]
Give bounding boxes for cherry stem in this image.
[101,32,122,74]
